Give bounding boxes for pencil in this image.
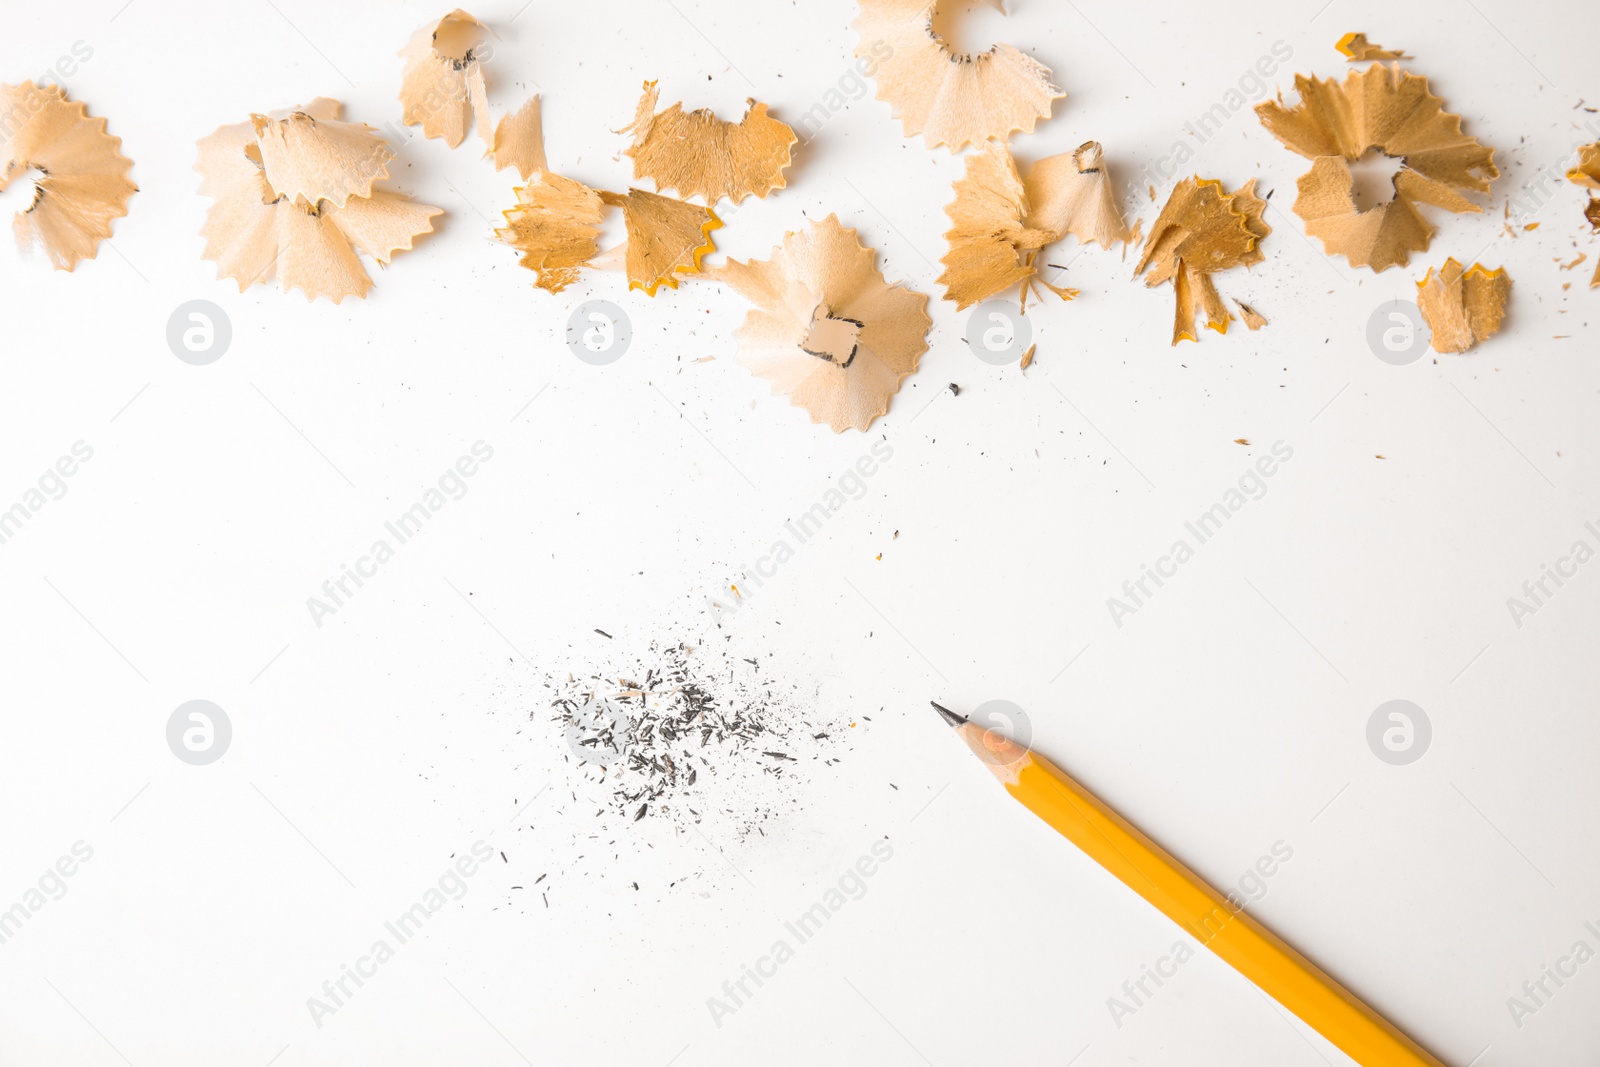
[932,702,1446,1067]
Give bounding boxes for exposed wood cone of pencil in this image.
[931,702,1446,1067]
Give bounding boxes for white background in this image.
[2,0,1598,1064]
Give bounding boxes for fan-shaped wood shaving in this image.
[852,0,1062,152]
[0,82,136,271]
[496,169,605,293]
[1256,63,1497,272]
[196,99,439,302]
[399,9,494,148]
[1135,177,1269,345]
[712,214,930,432]
[938,143,1054,309]
[621,81,795,205]
[1023,140,1131,251]
[250,110,395,210]
[490,94,546,179]
[1337,33,1406,61]
[599,188,720,295]
[1416,259,1510,353]
[938,141,1133,309]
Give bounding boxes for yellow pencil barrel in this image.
[1012,753,1446,1067]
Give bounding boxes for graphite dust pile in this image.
[542,639,856,840]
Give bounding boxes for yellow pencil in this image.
[932,702,1446,1067]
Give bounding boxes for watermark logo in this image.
[1506,919,1600,1031]
[0,841,94,947]
[969,699,1032,767]
[706,838,894,1028]
[964,300,1032,365]
[566,300,631,365]
[1106,840,1294,1028]
[305,840,495,1028]
[167,700,232,765]
[1365,300,1429,365]
[706,441,894,622]
[1125,41,1293,198]
[1505,522,1600,628]
[167,300,232,365]
[1107,441,1295,627]
[1366,700,1430,765]
[792,42,893,143]
[565,697,632,766]
[306,442,495,628]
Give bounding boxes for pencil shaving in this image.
[1023,140,1132,251]
[1257,63,1497,272]
[852,0,1062,151]
[0,82,136,271]
[496,169,605,293]
[1416,259,1510,353]
[621,81,795,205]
[1336,33,1407,61]
[1235,300,1268,330]
[600,188,720,295]
[399,8,494,148]
[197,99,440,302]
[712,214,930,432]
[490,94,547,178]
[938,143,1054,309]
[250,110,394,210]
[497,172,717,296]
[938,141,1127,309]
[1134,177,1269,345]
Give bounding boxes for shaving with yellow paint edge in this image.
[1567,142,1600,288]
[1134,177,1270,345]
[1336,32,1406,61]
[1416,259,1511,354]
[498,172,720,296]
[1256,61,1497,272]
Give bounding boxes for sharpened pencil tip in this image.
[930,701,966,727]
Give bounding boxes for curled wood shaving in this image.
[497,175,718,296]
[938,140,1129,309]
[1256,63,1497,272]
[852,0,1062,151]
[599,188,720,295]
[938,143,1055,309]
[496,169,605,293]
[1134,177,1269,345]
[490,94,547,179]
[399,8,494,148]
[1416,259,1510,353]
[1022,140,1132,251]
[196,99,439,302]
[712,214,930,432]
[0,82,136,271]
[250,110,394,210]
[621,81,795,205]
